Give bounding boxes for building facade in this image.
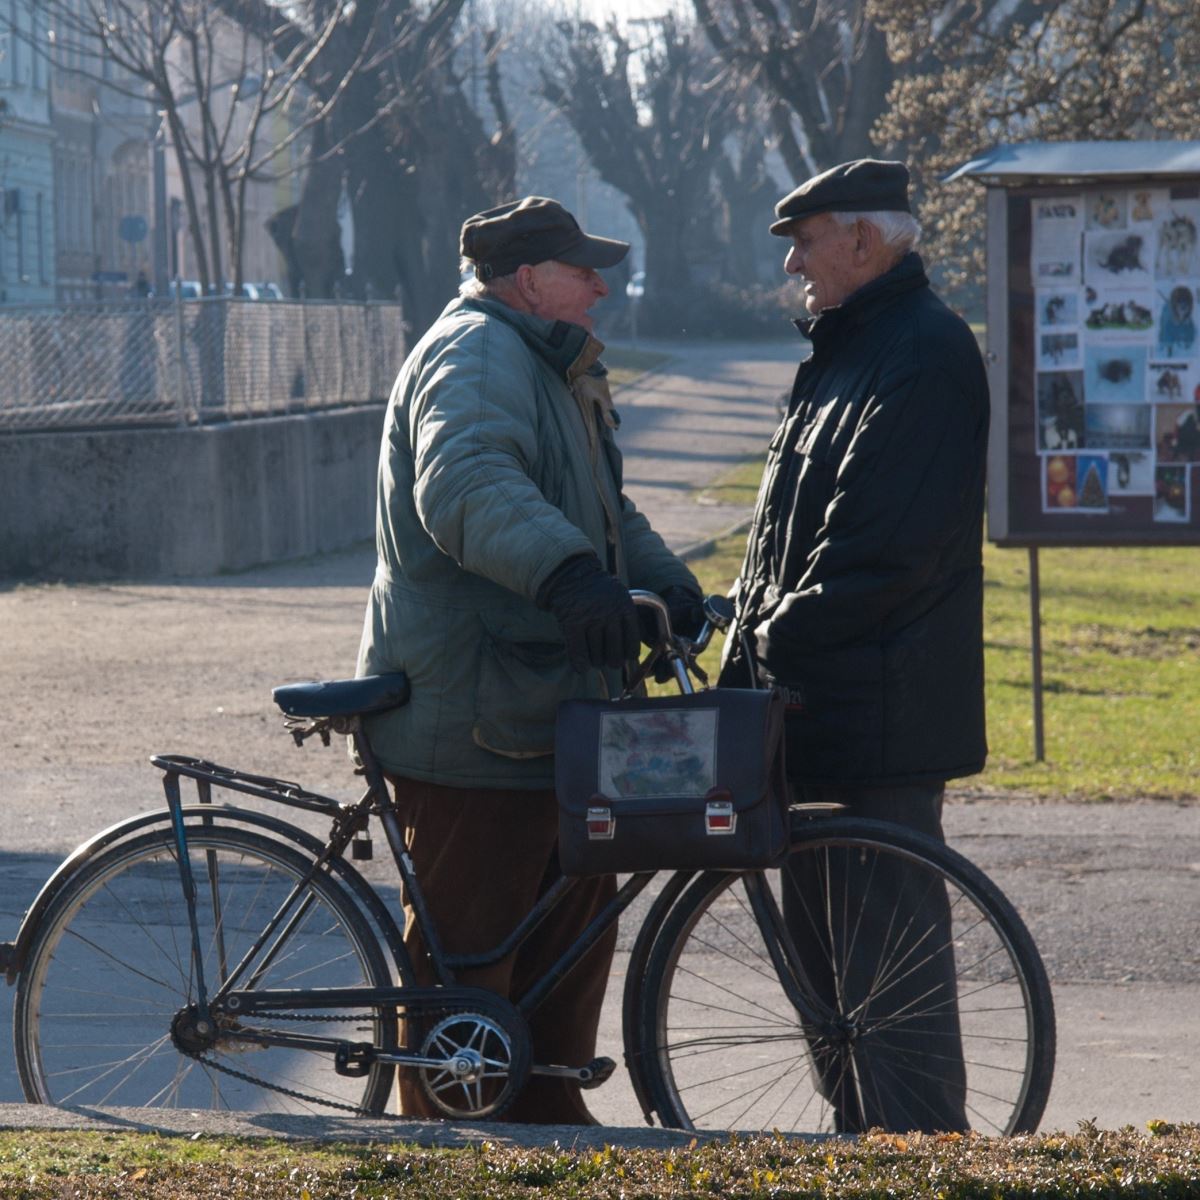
[162,17,300,295]
[0,0,55,304]
[49,17,155,303]
[0,4,298,305]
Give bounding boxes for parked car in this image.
[224,281,284,300]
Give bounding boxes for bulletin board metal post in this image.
[951,142,1200,759]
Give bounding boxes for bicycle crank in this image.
[414,1011,527,1118]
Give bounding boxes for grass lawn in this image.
[2,1125,1198,1198]
[680,461,1200,802]
[603,345,673,389]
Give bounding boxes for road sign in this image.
[119,215,148,243]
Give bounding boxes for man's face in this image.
[783,213,862,315]
[526,260,609,330]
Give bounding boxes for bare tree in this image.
[13,0,350,294]
[690,0,1055,180]
[692,0,893,178]
[221,0,515,331]
[541,15,737,310]
[872,0,1200,299]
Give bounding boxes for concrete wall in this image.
[0,406,386,580]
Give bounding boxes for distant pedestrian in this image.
[721,158,990,1132]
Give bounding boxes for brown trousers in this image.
[388,776,618,1124]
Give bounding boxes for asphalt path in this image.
[1,339,1196,1136]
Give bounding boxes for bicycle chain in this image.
[190,1002,497,1114]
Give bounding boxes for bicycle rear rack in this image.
[151,754,345,816]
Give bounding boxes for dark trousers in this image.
[388,776,617,1124]
[782,783,969,1133]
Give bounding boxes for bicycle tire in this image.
[636,816,1055,1136]
[15,824,397,1114]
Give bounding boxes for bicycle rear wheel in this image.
[637,816,1054,1136]
[15,825,396,1113]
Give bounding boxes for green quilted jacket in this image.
[355,295,698,788]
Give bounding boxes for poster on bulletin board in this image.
[999,182,1200,542]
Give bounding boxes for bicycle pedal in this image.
[334,1042,375,1077]
[579,1056,617,1090]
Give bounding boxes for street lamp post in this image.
[151,113,169,295]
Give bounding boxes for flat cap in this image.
[770,159,911,236]
[461,196,630,281]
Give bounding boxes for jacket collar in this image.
[454,295,605,382]
[792,251,929,348]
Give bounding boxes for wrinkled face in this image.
[783,213,862,315]
[527,260,609,330]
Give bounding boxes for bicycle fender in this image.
[4,804,408,986]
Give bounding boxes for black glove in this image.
[662,585,706,640]
[638,585,705,646]
[537,554,640,673]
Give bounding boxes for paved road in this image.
[1,340,1197,1137]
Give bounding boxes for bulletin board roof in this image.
[947,141,1200,185]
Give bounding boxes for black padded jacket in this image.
[719,253,989,786]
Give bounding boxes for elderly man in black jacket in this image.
[721,159,989,1132]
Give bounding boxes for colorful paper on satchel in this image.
[598,708,717,798]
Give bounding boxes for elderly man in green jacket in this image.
[357,196,702,1124]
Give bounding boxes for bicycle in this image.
[3,593,1055,1134]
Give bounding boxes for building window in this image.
[82,160,93,254]
[72,159,83,250]
[37,191,46,283]
[32,8,45,90]
[9,0,20,84]
[16,197,26,282]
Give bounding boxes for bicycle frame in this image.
[152,714,671,1075]
[29,589,831,1091]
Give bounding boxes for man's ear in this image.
[513,262,539,307]
[853,218,880,263]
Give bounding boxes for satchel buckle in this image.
[705,799,736,836]
[586,805,615,840]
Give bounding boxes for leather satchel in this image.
[554,688,788,876]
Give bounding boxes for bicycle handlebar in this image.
[629,590,733,654]
[625,591,734,697]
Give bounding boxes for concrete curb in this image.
[677,514,754,564]
[0,1103,707,1149]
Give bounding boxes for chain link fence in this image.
[0,298,405,433]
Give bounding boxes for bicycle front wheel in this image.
[637,817,1054,1137]
[15,825,396,1114]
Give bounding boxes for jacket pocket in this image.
[778,643,885,781]
[473,637,570,758]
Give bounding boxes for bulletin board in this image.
[989,181,1200,544]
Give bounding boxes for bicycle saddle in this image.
[272,673,410,718]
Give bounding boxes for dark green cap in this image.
[770,159,911,236]
[460,196,630,281]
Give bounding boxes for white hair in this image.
[832,209,922,254]
[458,255,522,301]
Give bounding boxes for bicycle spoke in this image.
[643,821,1053,1137]
[17,827,394,1114]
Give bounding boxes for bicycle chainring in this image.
[417,1011,523,1118]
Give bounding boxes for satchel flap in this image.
[555,689,783,818]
